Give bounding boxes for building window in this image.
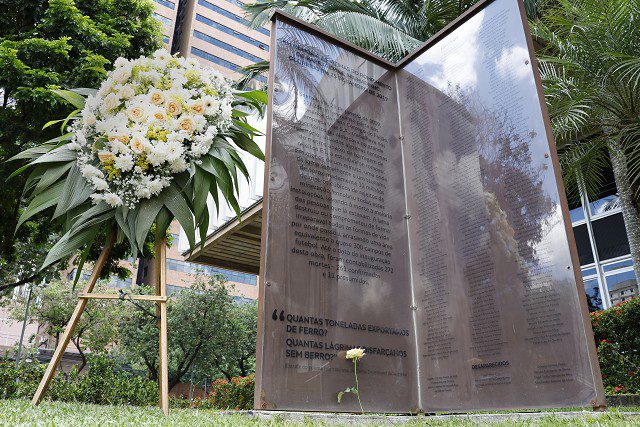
[163,35,170,44]
[197,0,270,36]
[190,47,267,83]
[194,14,269,52]
[573,224,594,265]
[153,12,173,26]
[193,30,264,63]
[606,269,638,306]
[591,213,631,261]
[571,166,635,310]
[583,278,603,312]
[154,0,175,9]
[166,257,257,285]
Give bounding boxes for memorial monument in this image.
[255,0,605,413]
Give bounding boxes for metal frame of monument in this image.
[255,0,606,414]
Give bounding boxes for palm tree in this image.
[245,0,482,62]
[531,0,640,279]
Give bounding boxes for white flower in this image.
[103,192,123,207]
[114,57,128,68]
[178,116,196,133]
[112,66,132,84]
[114,154,134,172]
[165,99,182,116]
[150,90,165,106]
[130,135,146,154]
[169,157,188,173]
[165,139,184,162]
[346,348,365,360]
[98,151,115,163]
[67,142,82,151]
[148,179,164,195]
[189,99,205,115]
[119,84,135,100]
[127,105,147,122]
[203,96,220,115]
[91,177,109,191]
[136,186,152,199]
[81,164,104,180]
[90,193,104,204]
[221,102,233,120]
[103,93,120,111]
[83,111,97,126]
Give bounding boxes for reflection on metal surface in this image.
[256,0,604,413]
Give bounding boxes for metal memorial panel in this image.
[256,20,419,412]
[256,0,605,413]
[398,0,602,410]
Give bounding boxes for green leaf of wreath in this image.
[53,165,93,219]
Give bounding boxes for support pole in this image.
[32,229,117,405]
[155,230,169,416]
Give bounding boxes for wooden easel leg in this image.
[32,230,116,405]
[155,231,169,416]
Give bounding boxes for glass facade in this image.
[571,174,637,311]
[197,0,270,36]
[166,257,257,285]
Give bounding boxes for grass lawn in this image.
[0,399,639,426]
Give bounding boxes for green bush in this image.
[191,375,254,410]
[591,297,640,394]
[0,353,157,406]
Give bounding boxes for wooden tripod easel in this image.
[32,228,170,415]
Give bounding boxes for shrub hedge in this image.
[0,353,157,406]
[591,297,640,394]
[170,375,254,410]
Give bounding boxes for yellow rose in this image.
[150,91,165,105]
[166,100,182,116]
[98,151,115,163]
[345,348,365,360]
[153,111,166,120]
[178,117,195,133]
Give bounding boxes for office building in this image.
[569,168,638,311]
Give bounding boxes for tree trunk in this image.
[609,141,640,281]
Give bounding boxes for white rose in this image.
[127,105,147,122]
[178,116,196,133]
[98,151,115,163]
[103,93,120,111]
[345,348,365,360]
[114,57,128,68]
[112,66,132,84]
[130,136,145,154]
[83,111,97,126]
[120,85,135,100]
[150,90,165,106]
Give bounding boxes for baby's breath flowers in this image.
[70,48,235,208]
